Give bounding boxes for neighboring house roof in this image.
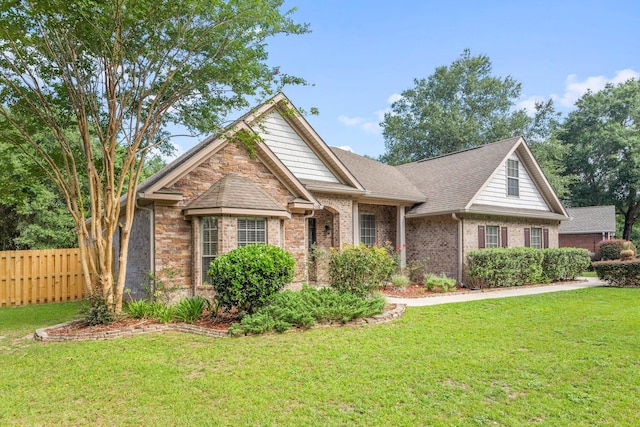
[329,147,426,203]
[559,205,616,234]
[396,137,567,220]
[183,175,288,218]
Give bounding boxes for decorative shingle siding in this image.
[474,153,549,211]
[256,112,339,183]
[406,215,459,279]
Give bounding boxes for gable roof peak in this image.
[411,136,523,165]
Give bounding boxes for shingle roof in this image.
[559,205,616,234]
[396,137,521,216]
[185,175,286,212]
[329,147,426,201]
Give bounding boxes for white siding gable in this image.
[253,112,339,183]
[474,153,549,211]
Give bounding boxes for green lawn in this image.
[1,288,639,426]
[580,270,598,278]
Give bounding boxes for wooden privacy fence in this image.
[0,248,86,307]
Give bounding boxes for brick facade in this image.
[358,204,397,247]
[126,137,566,296]
[406,215,459,279]
[149,142,307,294]
[313,193,355,247]
[462,215,560,254]
[559,233,608,257]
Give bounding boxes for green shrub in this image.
[390,274,410,289]
[405,259,428,283]
[81,294,116,325]
[542,248,591,281]
[592,260,640,287]
[328,243,396,297]
[174,296,210,323]
[209,244,295,315]
[597,239,635,261]
[229,285,386,336]
[140,268,180,303]
[423,273,456,292]
[466,247,544,288]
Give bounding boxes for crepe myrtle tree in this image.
[0,0,309,314]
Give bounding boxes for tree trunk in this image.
[623,212,635,241]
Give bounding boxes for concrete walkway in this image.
[386,277,604,307]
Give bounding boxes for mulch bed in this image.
[44,304,400,337]
[380,283,466,298]
[379,279,587,298]
[46,311,240,335]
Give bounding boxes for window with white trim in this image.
[201,217,218,283]
[507,159,519,197]
[530,227,542,249]
[360,213,376,246]
[485,225,499,248]
[237,218,266,246]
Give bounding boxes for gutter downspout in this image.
[452,213,463,284]
[135,198,155,279]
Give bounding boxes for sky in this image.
[171,0,640,160]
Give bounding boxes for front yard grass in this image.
[1,288,639,426]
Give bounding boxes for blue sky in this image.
[172,0,640,160]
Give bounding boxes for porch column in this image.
[352,201,359,245]
[396,205,406,268]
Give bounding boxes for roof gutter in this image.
[303,183,367,195]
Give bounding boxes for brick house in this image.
[117,93,568,298]
[559,205,616,258]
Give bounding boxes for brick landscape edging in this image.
[34,304,406,342]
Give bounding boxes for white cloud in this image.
[338,93,401,135]
[334,145,353,152]
[387,93,403,104]
[338,115,366,126]
[558,69,640,107]
[517,96,545,116]
[338,115,380,134]
[160,141,186,163]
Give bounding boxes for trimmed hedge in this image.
[208,244,295,314]
[592,260,640,287]
[542,248,591,281]
[466,247,591,288]
[466,247,544,288]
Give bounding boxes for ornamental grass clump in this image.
[208,244,295,315]
[328,243,395,297]
[423,273,456,292]
[390,274,410,290]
